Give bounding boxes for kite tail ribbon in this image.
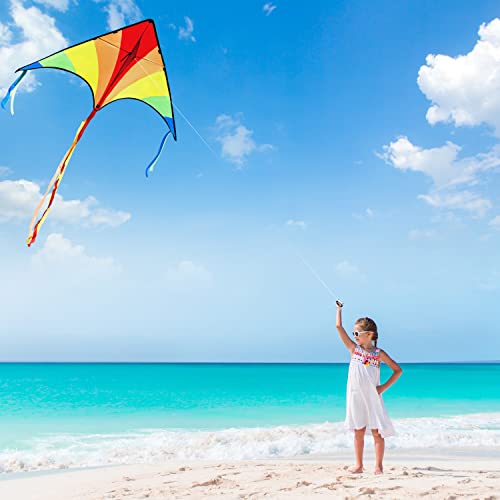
[1,71,27,116]
[26,108,97,247]
[145,131,170,177]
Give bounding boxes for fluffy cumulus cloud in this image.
[381,19,500,221]
[263,3,277,16]
[380,136,500,216]
[100,0,142,31]
[0,179,131,227]
[0,1,67,93]
[215,114,273,167]
[418,18,500,135]
[379,136,500,189]
[32,233,121,278]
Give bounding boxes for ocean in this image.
[0,362,498,473]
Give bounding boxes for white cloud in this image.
[215,114,273,166]
[32,233,121,277]
[408,228,437,240]
[33,0,70,12]
[0,23,12,45]
[0,1,67,94]
[489,215,500,230]
[286,219,306,229]
[418,18,500,135]
[353,208,375,220]
[165,260,213,289]
[101,0,142,31]
[430,211,462,225]
[0,179,131,227]
[263,3,277,16]
[335,260,363,279]
[417,191,492,216]
[178,16,195,42]
[379,136,500,189]
[0,166,11,178]
[380,21,500,220]
[379,136,500,216]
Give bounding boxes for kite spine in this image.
[27,108,97,247]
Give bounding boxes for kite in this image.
[1,19,176,246]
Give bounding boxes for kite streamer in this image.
[2,19,177,246]
[27,110,96,246]
[1,70,27,115]
[145,131,170,177]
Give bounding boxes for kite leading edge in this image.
[1,19,176,246]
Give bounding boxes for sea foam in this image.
[0,412,499,473]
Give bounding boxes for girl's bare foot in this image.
[374,467,383,475]
[348,465,364,473]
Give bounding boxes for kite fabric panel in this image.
[1,19,177,246]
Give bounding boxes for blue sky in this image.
[0,0,499,362]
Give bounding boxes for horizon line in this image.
[0,361,498,364]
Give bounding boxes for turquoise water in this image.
[0,363,498,471]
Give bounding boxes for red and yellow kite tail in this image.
[26,108,98,247]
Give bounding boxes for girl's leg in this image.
[371,429,384,474]
[348,426,366,473]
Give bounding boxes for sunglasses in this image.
[352,330,370,337]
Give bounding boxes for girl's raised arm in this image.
[336,301,356,353]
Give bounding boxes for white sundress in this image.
[344,344,396,438]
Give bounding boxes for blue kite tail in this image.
[145,131,170,178]
[1,71,27,115]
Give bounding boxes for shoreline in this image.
[0,449,498,499]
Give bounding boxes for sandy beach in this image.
[0,450,498,499]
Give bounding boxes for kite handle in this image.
[145,131,170,177]
[1,71,27,115]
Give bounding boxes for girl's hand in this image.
[336,300,343,308]
[376,385,385,395]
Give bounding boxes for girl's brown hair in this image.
[355,317,378,348]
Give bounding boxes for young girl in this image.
[336,300,402,475]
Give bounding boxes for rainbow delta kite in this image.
[1,19,177,246]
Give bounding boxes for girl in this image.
[336,300,402,475]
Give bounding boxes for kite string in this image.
[172,103,218,158]
[27,108,97,246]
[295,251,340,302]
[135,60,219,160]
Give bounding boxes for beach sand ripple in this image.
[0,454,498,499]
